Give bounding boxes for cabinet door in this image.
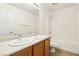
[33,41,45,56]
[11,46,32,56]
[28,46,33,56]
[45,38,50,56]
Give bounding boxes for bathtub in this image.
[51,40,79,54]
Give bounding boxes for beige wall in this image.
[38,4,51,34]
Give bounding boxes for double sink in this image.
[8,35,46,46]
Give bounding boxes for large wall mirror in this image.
[0,3,39,36]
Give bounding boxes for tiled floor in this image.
[50,48,79,56]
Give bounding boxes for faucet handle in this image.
[9,32,14,35]
[18,34,22,37]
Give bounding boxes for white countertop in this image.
[0,35,50,56]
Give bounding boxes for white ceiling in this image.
[7,3,78,15]
[7,3,39,15]
[40,3,78,11]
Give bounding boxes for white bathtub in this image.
[52,40,79,54]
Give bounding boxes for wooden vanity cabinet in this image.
[11,37,50,56]
[45,38,50,56]
[33,38,50,56]
[33,40,45,56]
[11,46,32,56]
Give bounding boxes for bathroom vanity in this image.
[11,37,50,56]
[0,34,50,56]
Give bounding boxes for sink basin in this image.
[31,35,47,40]
[8,38,33,46]
[36,35,47,38]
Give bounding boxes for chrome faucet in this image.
[12,33,22,40]
[9,32,22,40]
[17,34,22,40]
